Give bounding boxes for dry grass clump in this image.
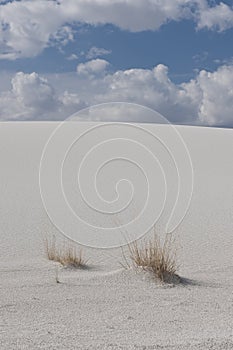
[44,236,87,269]
[123,234,180,283]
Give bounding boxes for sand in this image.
[0,122,233,349]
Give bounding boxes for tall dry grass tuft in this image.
[123,234,179,283]
[44,236,87,269]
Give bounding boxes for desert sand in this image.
[1,122,233,349]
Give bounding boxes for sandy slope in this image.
[0,122,233,349]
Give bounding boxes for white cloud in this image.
[0,0,63,59]
[12,72,56,111]
[93,64,196,123]
[67,53,78,61]
[86,46,111,59]
[50,25,74,47]
[58,91,87,115]
[59,0,192,32]
[1,0,233,60]
[77,59,110,76]
[196,65,233,125]
[0,72,58,120]
[0,71,84,120]
[197,2,233,31]
[1,63,233,126]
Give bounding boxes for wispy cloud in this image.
[192,51,209,64]
[66,53,79,61]
[86,47,111,60]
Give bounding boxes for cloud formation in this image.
[0,71,85,120]
[0,72,57,120]
[195,65,233,125]
[197,1,233,31]
[0,63,233,126]
[0,0,233,59]
[77,59,110,76]
[86,47,111,60]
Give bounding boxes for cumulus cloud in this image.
[12,72,56,111]
[1,0,233,59]
[102,63,233,126]
[0,72,57,120]
[56,0,193,32]
[197,2,233,31]
[1,63,233,126]
[0,0,63,59]
[0,71,84,120]
[58,91,87,116]
[77,59,110,76]
[195,65,233,125]
[94,64,197,124]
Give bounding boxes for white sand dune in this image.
[0,122,233,349]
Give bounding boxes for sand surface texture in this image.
[0,123,233,349]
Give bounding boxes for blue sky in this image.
[0,0,233,126]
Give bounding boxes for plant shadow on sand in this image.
[178,276,203,287]
[178,276,223,289]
